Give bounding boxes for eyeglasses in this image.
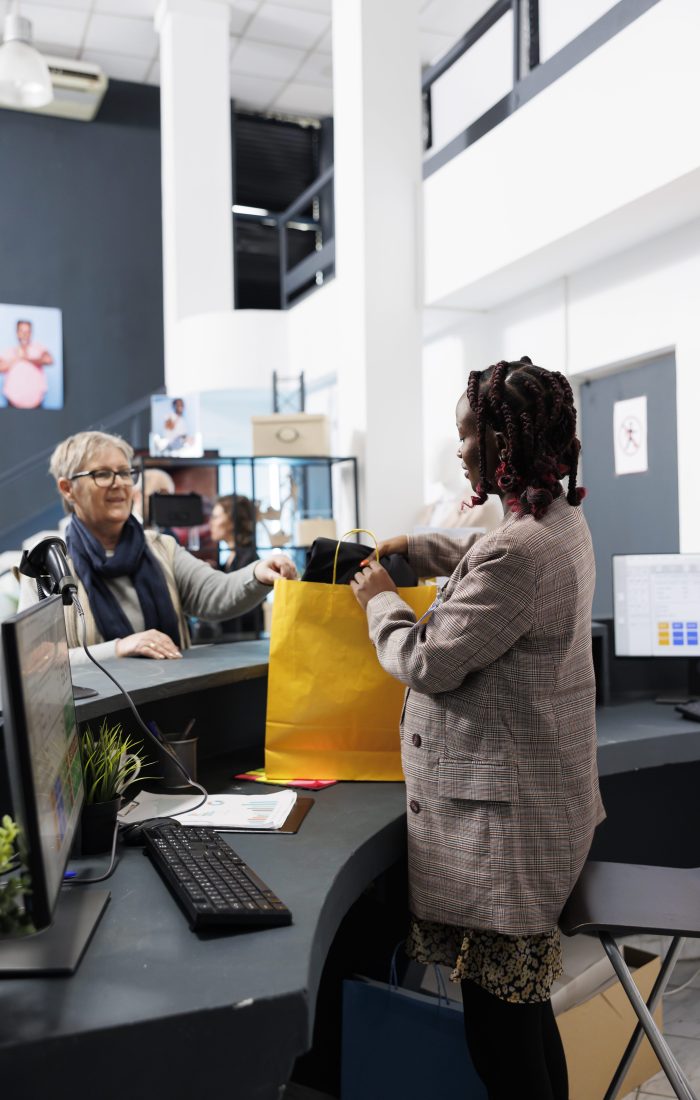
[70,467,139,488]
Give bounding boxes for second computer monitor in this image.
[613,553,700,658]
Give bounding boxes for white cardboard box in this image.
[252,414,330,457]
[297,518,337,546]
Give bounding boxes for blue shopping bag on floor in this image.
[341,953,487,1100]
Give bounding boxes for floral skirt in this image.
[405,915,563,1004]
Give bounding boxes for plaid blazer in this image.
[366,496,604,935]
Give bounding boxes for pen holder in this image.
[158,735,198,790]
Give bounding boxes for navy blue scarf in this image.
[65,515,181,646]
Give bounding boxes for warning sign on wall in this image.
[613,395,648,476]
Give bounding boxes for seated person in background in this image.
[18,431,296,664]
[416,440,503,534]
[199,494,264,638]
[415,482,503,533]
[132,468,176,524]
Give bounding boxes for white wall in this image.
[424,0,700,309]
[167,309,289,396]
[422,311,494,501]
[287,279,339,386]
[538,0,618,62]
[424,218,700,553]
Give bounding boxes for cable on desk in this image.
[65,819,121,884]
[73,597,209,827]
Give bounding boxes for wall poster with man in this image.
[0,302,63,410]
[149,393,203,458]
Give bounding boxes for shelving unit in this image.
[136,453,359,573]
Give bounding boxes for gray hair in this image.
[49,431,134,514]
[136,467,176,496]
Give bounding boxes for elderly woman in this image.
[20,431,296,664]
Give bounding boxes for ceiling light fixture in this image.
[0,3,53,109]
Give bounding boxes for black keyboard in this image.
[141,822,292,931]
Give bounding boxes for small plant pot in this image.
[158,736,198,791]
[80,798,121,856]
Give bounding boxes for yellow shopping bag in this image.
[265,531,436,781]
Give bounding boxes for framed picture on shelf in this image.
[149,393,203,458]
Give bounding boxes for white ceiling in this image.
[0,0,492,119]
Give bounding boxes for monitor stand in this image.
[0,887,110,976]
[655,658,700,704]
[688,657,700,701]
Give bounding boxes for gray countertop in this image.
[0,781,407,1097]
[72,639,270,721]
[595,698,700,775]
[71,642,700,775]
[3,644,700,1094]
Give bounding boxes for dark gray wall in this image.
[0,82,164,548]
[579,353,678,618]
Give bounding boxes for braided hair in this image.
[466,356,586,520]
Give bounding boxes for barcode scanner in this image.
[19,536,79,605]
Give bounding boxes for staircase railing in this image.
[233,163,335,310]
[0,390,159,550]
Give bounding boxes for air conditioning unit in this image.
[31,56,109,122]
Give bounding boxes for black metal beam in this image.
[284,239,335,300]
[279,164,335,224]
[421,0,510,91]
[512,0,522,85]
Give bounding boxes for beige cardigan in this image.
[18,530,269,663]
[61,529,190,650]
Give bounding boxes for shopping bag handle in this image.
[332,528,380,586]
[389,941,450,1007]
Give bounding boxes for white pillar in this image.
[155,0,234,390]
[332,0,424,537]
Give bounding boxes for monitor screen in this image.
[613,553,700,658]
[148,492,203,528]
[1,595,83,928]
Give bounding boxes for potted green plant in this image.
[0,815,34,937]
[79,720,148,855]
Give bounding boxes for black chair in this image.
[559,861,700,1100]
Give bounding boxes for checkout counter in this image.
[2,641,700,1096]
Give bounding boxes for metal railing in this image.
[0,390,159,550]
[421,0,659,179]
[233,163,335,310]
[422,0,538,171]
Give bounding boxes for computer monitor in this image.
[612,554,700,658]
[148,491,203,529]
[0,595,109,975]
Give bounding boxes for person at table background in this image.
[205,494,264,638]
[351,358,603,1100]
[0,319,54,409]
[132,467,176,524]
[18,430,296,665]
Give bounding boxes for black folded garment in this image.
[302,537,417,586]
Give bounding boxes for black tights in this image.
[461,978,568,1100]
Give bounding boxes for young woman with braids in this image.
[351,358,604,1100]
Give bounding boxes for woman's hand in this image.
[373,535,409,560]
[115,629,182,659]
[254,556,298,586]
[350,560,398,611]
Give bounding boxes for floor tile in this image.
[633,1034,700,1096]
[662,983,700,1038]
